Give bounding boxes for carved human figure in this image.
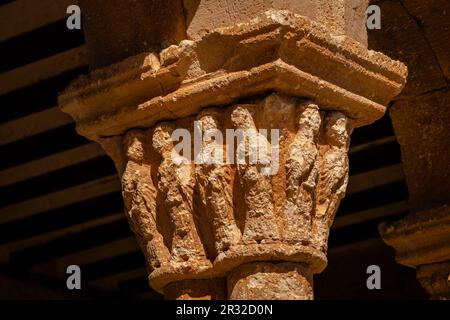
[312,112,352,252]
[152,124,207,262]
[284,102,321,244]
[195,109,242,254]
[122,130,170,270]
[231,105,280,243]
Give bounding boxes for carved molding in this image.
[59,10,406,141]
[380,205,450,300]
[417,261,450,300]
[379,205,450,267]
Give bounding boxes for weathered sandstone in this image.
[59,9,406,299]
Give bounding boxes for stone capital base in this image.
[380,205,450,299]
[228,262,313,300]
[164,279,227,300]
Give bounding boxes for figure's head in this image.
[298,102,321,136]
[152,123,175,155]
[197,108,221,132]
[231,105,255,130]
[324,112,351,147]
[124,129,147,162]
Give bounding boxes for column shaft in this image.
[164,279,227,300]
[228,262,313,300]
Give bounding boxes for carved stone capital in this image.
[380,205,450,299]
[417,261,450,300]
[100,94,351,294]
[59,10,406,299]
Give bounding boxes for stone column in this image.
[380,206,450,300]
[379,92,450,300]
[228,262,314,300]
[364,0,450,300]
[59,6,406,299]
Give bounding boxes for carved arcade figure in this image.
[122,130,170,270]
[284,102,321,244]
[152,124,207,263]
[231,105,280,243]
[195,109,242,254]
[313,112,352,253]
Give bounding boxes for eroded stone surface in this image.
[417,261,450,300]
[164,278,227,300]
[184,0,369,45]
[59,7,407,300]
[228,262,313,300]
[79,0,371,70]
[108,93,353,294]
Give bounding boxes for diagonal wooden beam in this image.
[333,200,409,229]
[0,213,124,263]
[0,46,87,96]
[347,163,405,195]
[87,267,147,291]
[0,106,72,146]
[0,143,104,188]
[0,0,77,42]
[32,236,139,278]
[349,136,397,154]
[0,175,121,224]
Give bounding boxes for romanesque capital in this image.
[380,205,450,300]
[59,10,406,299]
